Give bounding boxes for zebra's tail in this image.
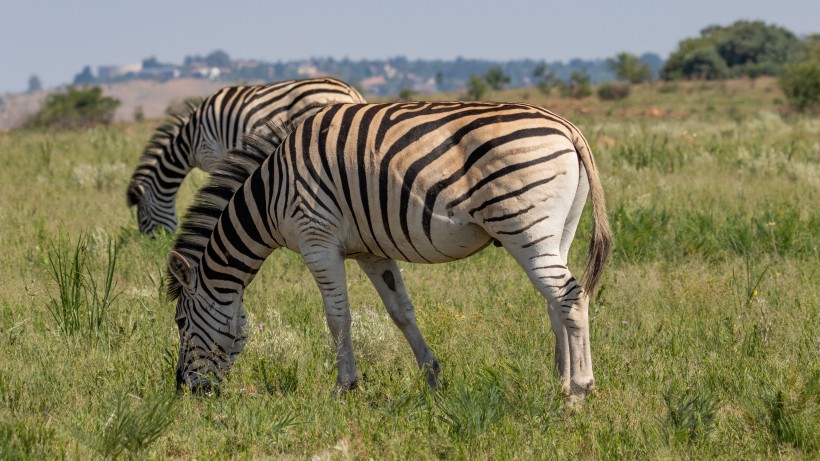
[571,129,612,298]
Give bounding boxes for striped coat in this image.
[126,77,365,235]
[168,102,610,406]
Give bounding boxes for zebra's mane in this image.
[127,110,193,206]
[166,120,292,301]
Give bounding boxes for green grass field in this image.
[1,79,818,459]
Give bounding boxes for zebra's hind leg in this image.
[301,247,359,394]
[548,296,571,392]
[501,236,594,406]
[356,256,440,389]
[551,163,590,396]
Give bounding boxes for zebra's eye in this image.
[175,317,186,329]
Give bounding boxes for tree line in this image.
[20,19,820,128]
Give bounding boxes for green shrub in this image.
[779,60,820,113]
[465,75,488,101]
[607,52,652,84]
[484,66,511,90]
[25,86,120,130]
[597,82,632,101]
[558,70,593,99]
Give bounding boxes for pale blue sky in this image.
[1,0,817,93]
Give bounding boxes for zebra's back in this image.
[270,102,592,264]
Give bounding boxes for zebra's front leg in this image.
[356,256,440,389]
[302,248,358,393]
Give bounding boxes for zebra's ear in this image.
[126,183,144,206]
[168,251,195,289]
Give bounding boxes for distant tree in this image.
[141,56,171,69]
[663,20,803,80]
[484,66,510,90]
[639,53,665,79]
[205,50,231,68]
[27,74,43,93]
[558,70,592,99]
[533,62,548,78]
[397,87,415,101]
[533,62,558,95]
[716,21,803,77]
[434,71,444,89]
[805,34,820,61]
[465,74,488,100]
[73,65,95,85]
[779,60,820,113]
[183,54,202,66]
[25,86,120,130]
[607,52,651,83]
[680,47,730,80]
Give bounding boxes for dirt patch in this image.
[0,79,238,129]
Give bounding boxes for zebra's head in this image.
[167,251,247,395]
[127,181,179,236]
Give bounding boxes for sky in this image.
[1,0,817,94]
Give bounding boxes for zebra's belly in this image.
[354,214,494,264]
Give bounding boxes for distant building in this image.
[139,66,180,81]
[191,67,221,80]
[296,63,321,78]
[360,75,386,93]
[97,63,142,80]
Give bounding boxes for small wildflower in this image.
[752,289,758,297]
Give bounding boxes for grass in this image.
[74,391,178,460]
[44,232,120,342]
[0,80,817,459]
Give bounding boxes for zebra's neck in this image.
[131,114,197,200]
[170,140,285,300]
[200,164,285,295]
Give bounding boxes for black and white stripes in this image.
[167,102,611,405]
[126,77,365,235]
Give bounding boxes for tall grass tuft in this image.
[77,391,178,460]
[435,369,505,439]
[617,134,689,172]
[731,255,771,311]
[44,232,120,342]
[0,419,59,460]
[660,387,719,445]
[758,388,819,452]
[255,359,299,395]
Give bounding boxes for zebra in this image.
[166,102,611,406]
[126,77,365,236]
